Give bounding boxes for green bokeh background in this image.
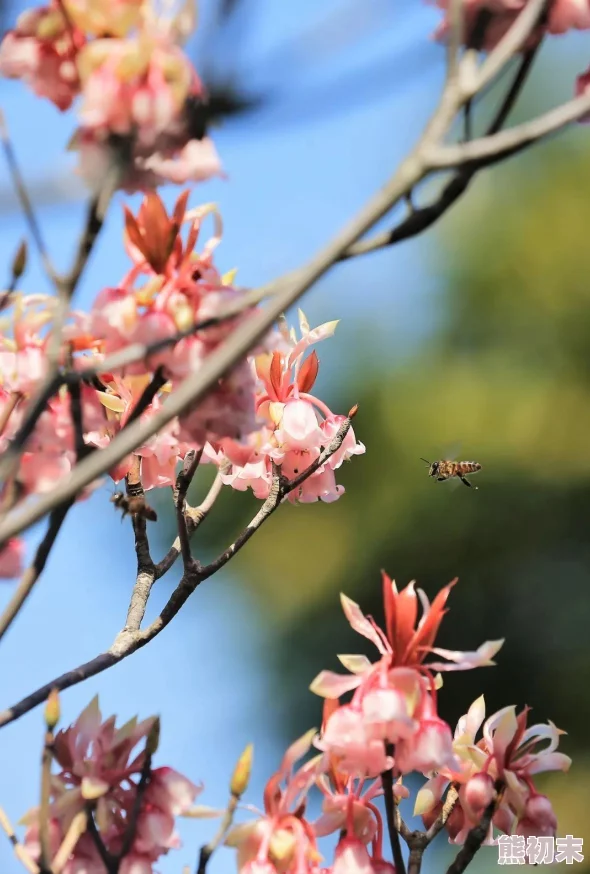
[156,94,590,873]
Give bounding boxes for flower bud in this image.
[11,240,27,279]
[230,743,253,797]
[145,716,161,756]
[44,688,60,730]
[463,773,495,818]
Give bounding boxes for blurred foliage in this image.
[157,132,590,859]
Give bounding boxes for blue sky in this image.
[0,2,586,873]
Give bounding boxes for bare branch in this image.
[0,414,355,728]
[0,102,454,545]
[471,0,548,94]
[0,110,59,287]
[381,755,407,874]
[175,448,204,570]
[0,806,40,874]
[426,785,459,843]
[430,90,590,170]
[155,469,224,579]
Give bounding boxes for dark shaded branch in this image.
[381,754,407,874]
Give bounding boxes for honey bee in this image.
[420,457,482,489]
[111,490,158,522]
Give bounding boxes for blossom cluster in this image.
[0,0,222,189]
[22,697,201,874]
[0,191,364,579]
[14,575,571,874]
[223,574,570,874]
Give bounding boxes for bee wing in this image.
[442,441,463,462]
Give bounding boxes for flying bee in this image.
[420,457,482,489]
[111,490,158,522]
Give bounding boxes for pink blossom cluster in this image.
[0,192,363,579]
[433,0,590,52]
[222,573,570,874]
[22,697,200,874]
[0,0,222,189]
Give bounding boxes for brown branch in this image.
[0,61,467,546]
[38,727,54,871]
[175,448,204,571]
[0,110,59,286]
[86,807,116,874]
[426,784,459,843]
[0,414,355,729]
[0,806,40,874]
[430,90,590,171]
[199,410,356,580]
[381,753,406,874]
[155,469,224,579]
[122,458,155,633]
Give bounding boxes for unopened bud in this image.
[44,688,60,730]
[348,403,359,419]
[230,743,253,797]
[145,716,161,757]
[11,240,27,279]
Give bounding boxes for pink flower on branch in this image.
[218,310,365,504]
[22,698,201,873]
[415,694,571,844]
[225,730,326,874]
[311,574,503,778]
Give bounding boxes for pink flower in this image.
[516,794,558,838]
[332,837,373,874]
[0,537,24,578]
[219,313,364,504]
[0,3,84,110]
[74,29,223,191]
[225,730,325,874]
[22,698,201,874]
[415,695,571,844]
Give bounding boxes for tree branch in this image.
[429,90,590,170]
[0,413,355,728]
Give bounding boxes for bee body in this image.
[111,491,158,522]
[420,458,482,489]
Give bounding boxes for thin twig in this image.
[426,785,459,843]
[51,811,87,874]
[197,794,239,874]
[155,469,224,579]
[430,89,590,170]
[0,806,40,874]
[175,449,204,570]
[381,756,407,874]
[0,415,355,728]
[86,808,116,874]
[38,725,54,872]
[0,68,465,546]
[123,458,156,633]
[117,724,157,863]
[0,110,58,286]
